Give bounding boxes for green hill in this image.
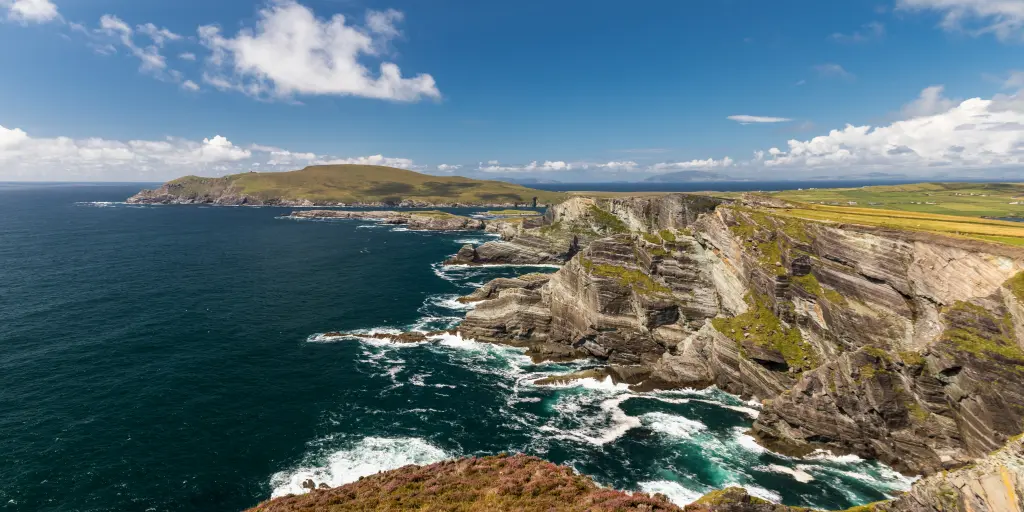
[127,165,567,206]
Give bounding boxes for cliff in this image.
[456,193,1024,477]
[253,192,1024,512]
[126,165,566,206]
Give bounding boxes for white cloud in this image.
[98,15,168,73]
[478,160,573,173]
[897,0,1024,41]
[900,85,959,118]
[815,63,854,79]
[650,157,734,172]
[0,123,416,180]
[181,80,200,91]
[829,21,885,43]
[199,1,440,102]
[594,161,640,171]
[0,124,257,180]
[436,164,461,172]
[179,52,197,61]
[728,115,792,124]
[136,22,181,46]
[759,87,1024,172]
[315,154,416,169]
[2,0,59,23]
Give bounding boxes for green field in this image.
[766,182,1024,219]
[163,165,567,205]
[768,203,1024,247]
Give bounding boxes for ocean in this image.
[0,184,913,512]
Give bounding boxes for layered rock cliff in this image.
[456,193,1024,477]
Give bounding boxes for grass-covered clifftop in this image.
[128,165,567,206]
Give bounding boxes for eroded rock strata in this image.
[269,193,1024,511]
[454,193,1024,478]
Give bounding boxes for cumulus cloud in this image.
[758,86,1024,172]
[2,0,59,23]
[198,0,440,102]
[728,115,792,124]
[650,157,734,172]
[181,80,200,92]
[829,21,885,43]
[179,52,197,61]
[897,0,1024,41]
[436,164,461,172]
[315,154,416,169]
[593,161,640,171]
[0,124,252,180]
[0,123,415,181]
[900,85,959,118]
[478,160,574,173]
[815,63,854,79]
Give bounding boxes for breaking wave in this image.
[269,437,450,498]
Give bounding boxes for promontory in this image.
[127,164,567,207]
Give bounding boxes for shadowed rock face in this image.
[458,193,1024,478]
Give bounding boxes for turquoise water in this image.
[0,184,913,511]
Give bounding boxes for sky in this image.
[1,0,1024,182]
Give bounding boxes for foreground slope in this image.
[248,437,1024,511]
[127,165,567,206]
[246,454,682,512]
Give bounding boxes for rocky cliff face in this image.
[458,193,1024,478]
[446,195,722,266]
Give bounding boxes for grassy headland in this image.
[134,165,567,206]
[765,182,1024,219]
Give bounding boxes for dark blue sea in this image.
[0,184,913,512]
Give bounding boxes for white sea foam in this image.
[587,395,641,445]
[76,201,123,207]
[692,399,761,419]
[805,450,863,463]
[639,480,706,507]
[269,437,450,498]
[443,263,563,269]
[641,396,691,405]
[535,375,630,392]
[425,294,475,311]
[764,464,815,483]
[391,227,410,232]
[641,412,707,439]
[732,427,766,454]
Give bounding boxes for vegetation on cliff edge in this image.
[246,454,682,512]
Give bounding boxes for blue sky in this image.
[1,0,1023,181]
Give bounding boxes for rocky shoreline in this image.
[258,192,1024,511]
